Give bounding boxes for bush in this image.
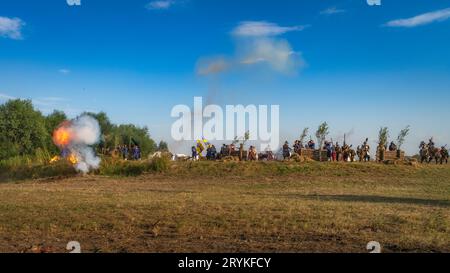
[0,158,77,182]
[98,157,170,176]
[149,156,170,173]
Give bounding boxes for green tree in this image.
[396,125,410,151]
[112,124,157,157]
[158,141,169,152]
[0,99,49,160]
[378,127,389,148]
[299,127,309,146]
[315,122,329,161]
[45,110,67,133]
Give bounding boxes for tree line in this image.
[0,99,167,161]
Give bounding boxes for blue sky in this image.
[1,0,450,154]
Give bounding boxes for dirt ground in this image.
[0,162,449,253]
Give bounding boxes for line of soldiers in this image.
[419,138,449,164]
[189,137,449,164]
[115,144,141,161]
[286,139,361,162]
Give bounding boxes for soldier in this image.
[220,144,227,157]
[248,146,257,161]
[265,145,274,161]
[122,145,129,160]
[389,141,397,151]
[378,143,386,162]
[325,141,333,161]
[362,138,371,162]
[342,143,349,162]
[283,141,291,159]
[441,146,449,164]
[206,144,212,160]
[229,143,236,155]
[293,140,301,154]
[350,148,356,162]
[133,145,141,160]
[308,139,316,150]
[210,145,217,160]
[428,138,435,149]
[191,146,198,161]
[335,142,341,162]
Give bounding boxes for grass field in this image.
[0,161,449,253]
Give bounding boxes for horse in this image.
[428,146,442,164]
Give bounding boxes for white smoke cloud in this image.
[54,115,102,174]
[72,115,101,146]
[197,21,307,76]
[237,37,304,74]
[70,115,101,173]
[196,56,231,75]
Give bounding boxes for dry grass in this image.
[0,161,449,253]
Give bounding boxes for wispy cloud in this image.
[320,7,346,15]
[197,21,307,76]
[385,8,450,28]
[232,21,308,37]
[146,0,175,10]
[0,16,25,40]
[0,93,16,101]
[196,56,230,76]
[58,69,71,75]
[0,92,68,107]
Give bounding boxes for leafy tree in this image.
[396,126,410,151]
[158,141,169,152]
[0,99,49,160]
[378,127,389,148]
[299,127,309,146]
[45,110,67,133]
[113,124,157,157]
[315,122,329,161]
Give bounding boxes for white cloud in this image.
[385,8,450,28]
[238,38,304,74]
[59,69,71,75]
[197,21,307,75]
[0,93,16,101]
[0,16,25,40]
[0,92,68,108]
[232,21,308,37]
[146,0,174,10]
[320,7,346,15]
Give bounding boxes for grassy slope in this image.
[0,161,449,253]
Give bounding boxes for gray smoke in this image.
[58,115,101,174]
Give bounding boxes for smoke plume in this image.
[53,115,101,174]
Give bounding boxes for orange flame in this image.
[53,122,73,147]
[50,156,60,164]
[68,154,78,164]
[49,154,78,165]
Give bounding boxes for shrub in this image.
[149,156,170,173]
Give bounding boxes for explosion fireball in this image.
[53,121,73,147]
[50,115,101,174]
